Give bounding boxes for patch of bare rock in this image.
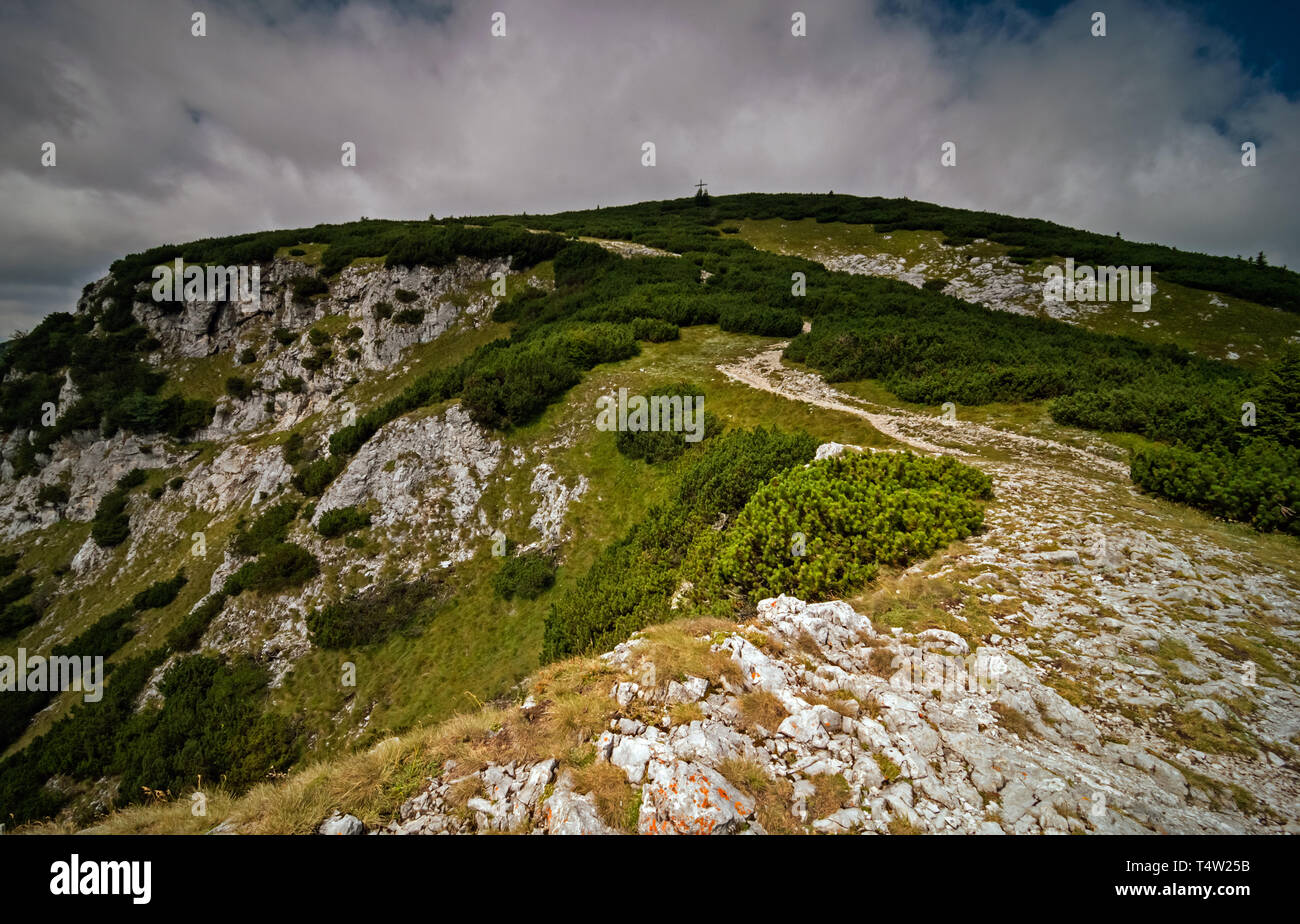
[364,595,1290,835]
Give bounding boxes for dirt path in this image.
[718,343,1129,478]
[717,340,1300,831]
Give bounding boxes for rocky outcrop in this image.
[312,405,501,570]
[0,431,183,542]
[370,594,1288,835]
[526,463,588,549]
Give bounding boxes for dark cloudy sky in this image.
[2,0,1297,336]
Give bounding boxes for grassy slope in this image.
[734,217,1300,367]
[265,324,903,760]
[8,207,1298,832]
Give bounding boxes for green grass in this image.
[261,324,909,756]
[734,217,1300,367]
[2,489,245,757]
[160,350,241,406]
[273,242,328,266]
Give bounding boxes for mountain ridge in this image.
[1,193,1296,834]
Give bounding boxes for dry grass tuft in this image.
[571,761,642,833]
[736,690,789,736]
[807,772,853,819]
[636,624,742,687]
[716,757,801,835]
[991,701,1040,740]
[669,701,706,725]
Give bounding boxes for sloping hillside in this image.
[1,194,1296,834]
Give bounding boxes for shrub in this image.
[0,574,40,637]
[302,347,332,371]
[718,303,803,337]
[394,288,418,304]
[272,327,296,345]
[90,489,132,548]
[1254,344,1300,448]
[307,578,442,648]
[238,347,257,364]
[460,324,636,430]
[224,542,319,596]
[542,427,818,661]
[393,308,424,325]
[460,347,581,430]
[225,375,252,399]
[291,275,328,301]
[1131,440,1300,535]
[373,301,394,320]
[316,505,371,538]
[165,592,226,651]
[629,317,680,342]
[492,551,557,600]
[289,247,306,256]
[231,500,299,557]
[0,600,40,637]
[111,654,299,801]
[0,649,165,823]
[922,278,949,292]
[52,604,136,660]
[0,573,35,608]
[131,570,187,611]
[292,455,347,496]
[553,241,620,288]
[281,432,307,466]
[308,327,330,346]
[717,451,992,601]
[278,375,306,394]
[117,469,148,491]
[613,383,717,463]
[37,483,69,506]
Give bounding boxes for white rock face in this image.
[527,463,589,549]
[819,243,1160,331]
[0,431,181,542]
[318,812,365,835]
[187,443,294,513]
[313,405,501,567]
[814,441,862,461]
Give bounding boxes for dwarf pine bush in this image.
[492,550,557,601]
[717,451,991,602]
[316,505,371,538]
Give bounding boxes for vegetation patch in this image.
[316,505,371,539]
[306,578,444,649]
[224,543,320,596]
[719,451,992,602]
[231,501,299,557]
[90,469,149,548]
[491,550,556,601]
[543,426,817,661]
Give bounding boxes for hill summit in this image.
[1,194,1296,834]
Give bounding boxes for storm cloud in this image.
[1,0,1296,335]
